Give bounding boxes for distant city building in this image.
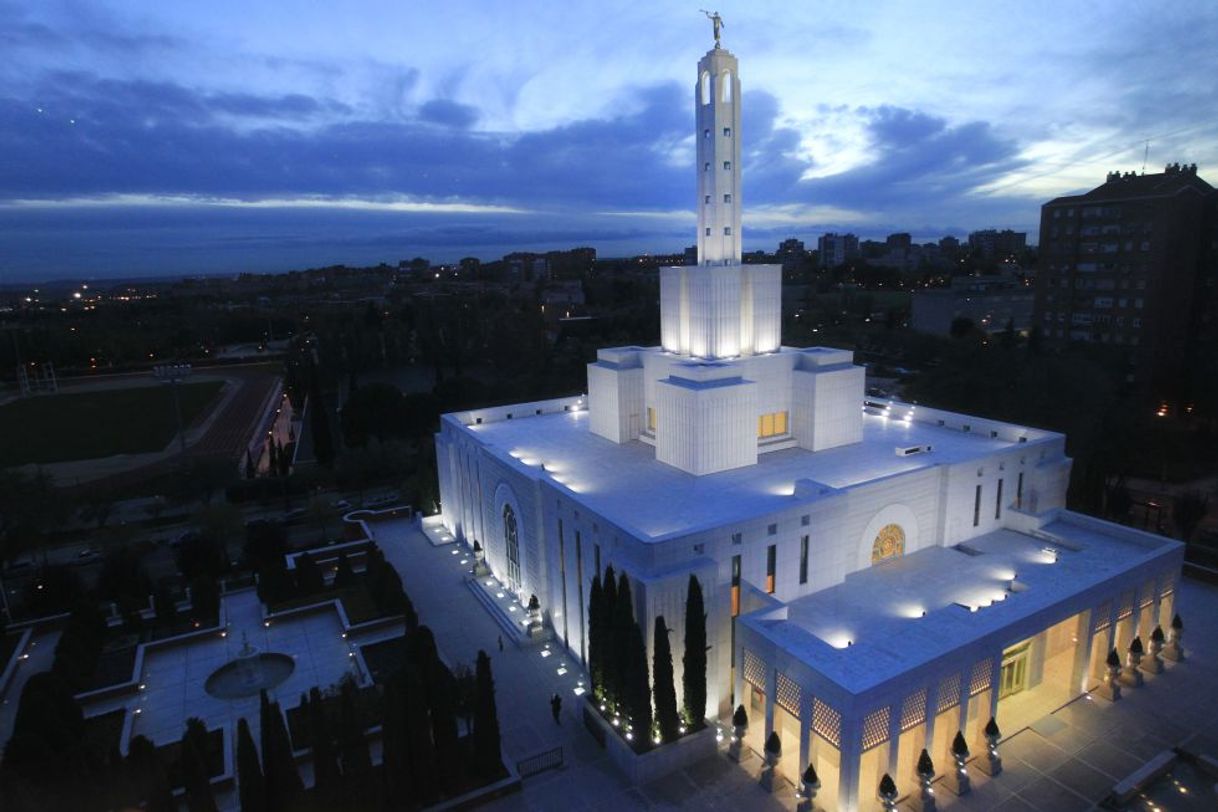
[817,232,859,268]
[776,238,806,258]
[1035,163,1217,405]
[968,229,1027,259]
[886,232,912,250]
[939,235,961,257]
[911,275,1035,335]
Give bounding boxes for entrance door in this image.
[999,642,1030,699]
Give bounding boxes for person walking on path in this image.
[498,635,504,652]
[550,692,562,724]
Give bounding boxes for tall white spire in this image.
[695,47,742,265]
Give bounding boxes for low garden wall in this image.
[582,699,718,786]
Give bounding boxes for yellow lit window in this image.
[758,411,789,438]
[647,406,656,432]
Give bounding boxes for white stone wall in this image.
[655,375,758,475]
[744,265,782,354]
[791,364,866,452]
[587,360,644,443]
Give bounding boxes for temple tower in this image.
[696,47,742,266]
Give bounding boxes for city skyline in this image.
[2,0,1216,280]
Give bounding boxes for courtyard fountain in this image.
[204,632,296,699]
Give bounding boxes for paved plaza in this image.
[374,516,1218,811]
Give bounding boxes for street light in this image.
[153,363,192,455]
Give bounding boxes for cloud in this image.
[799,105,1027,212]
[418,98,479,128]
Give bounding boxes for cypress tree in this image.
[182,718,218,812]
[610,572,634,712]
[338,680,374,810]
[422,643,462,793]
[682,575,707,728]
[260,693,303,812]
[294,553,324,595]
[600,567,617,703]
[404,665,437,801]
[652,615,680,742]
[625,620,651,745]
[587,574,603,700]
[235,718,265,812]
[333,551,356,589]
[472,650,502,780]
[308,369,335,467]
[126,734,174,812]
[379,671,413,808]
[308,686,341,806]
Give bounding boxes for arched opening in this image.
[871,524,905,564]
[700,71,711,105]
[503,503,521,590]
[721,70,733,103]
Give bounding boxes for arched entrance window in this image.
[871,524,905,564]
[503,504,521,590]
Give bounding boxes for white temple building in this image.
[434,30,1184,812]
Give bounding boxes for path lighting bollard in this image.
[878,773,898,812]
[1142,626,1165,674]
[728,704,747,762]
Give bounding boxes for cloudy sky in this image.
[2,0,1215,280]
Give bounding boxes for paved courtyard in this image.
[374,516,1218,811]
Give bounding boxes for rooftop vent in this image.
[895,444,932,457]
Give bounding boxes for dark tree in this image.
[652,615,680,742]
[259,691,303,812]
[307,686,341,807]
[333,551,356,590]
[472,650,503,780]
[610,571,634,710]
[340,382,406,447]
[1174,490,1210,542]
[338,680,374,810]
[587,574,604,699]
[379,672,413,808]
[420,634,462,793]
[182,718,218,812]
[308,370,335,467]
[235,718,265,812]
[294,552,324,595]
[126,734,174,812]
[403,665,437,802]
[625,620,651,744]
[189,575,220,626]
[2,671,87,802]
[257,559,295,605]
[682,575,707,727]
[51,601,105,692]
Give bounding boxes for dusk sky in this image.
[2,0,1216,281]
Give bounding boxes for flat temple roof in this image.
[741,515,1182,696]
[457,406,1057,542]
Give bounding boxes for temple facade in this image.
[433,31,1184,812]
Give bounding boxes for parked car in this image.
[332,499,352,511]
[77,548,100,561]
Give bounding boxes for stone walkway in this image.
[375,518,1218,811]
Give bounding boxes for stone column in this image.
[886,701,902,778]
[1163,614,1184,662]
[836,717,863,812]
[1120,637,1144,687]
[922,682,940,777]
[1070,609,1094,693]
[763,667,777,742]
[798,691,814,781]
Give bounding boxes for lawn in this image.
[0,380,224,465]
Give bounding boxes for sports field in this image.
[0,380,224,465]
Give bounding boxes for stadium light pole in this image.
[153,363,192,456]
